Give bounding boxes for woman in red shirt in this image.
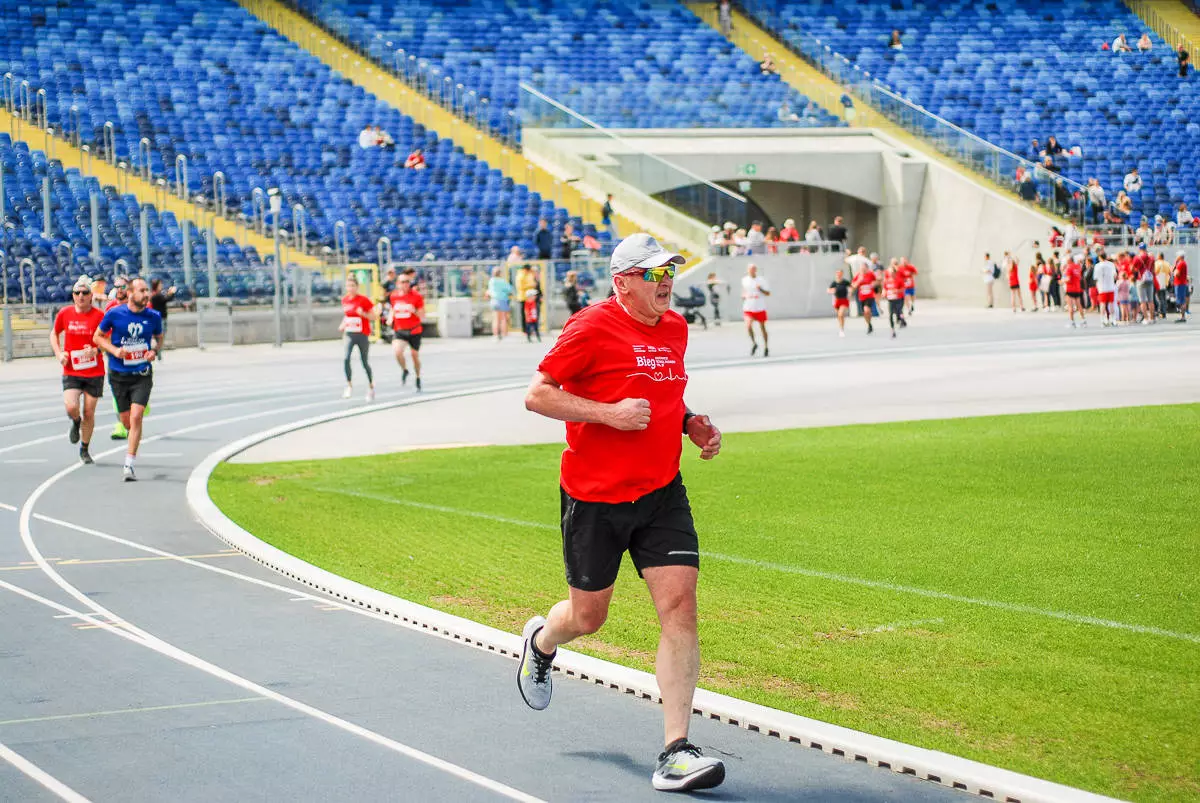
[1062,256,1086,328]
[1006,252,1025,312]
[883,262,907,338]
[339,276,379,401]
[49,277,106,463]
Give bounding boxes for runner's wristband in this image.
[683,412,696,434]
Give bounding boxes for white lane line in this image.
[135,452,183,458]
[0,697,266,727]
[312,488,1200,644]
[0,574,544,803]
[14,388,547,803]
[0,502,17,512]
[4,459,48,464]
[0,739,92,803]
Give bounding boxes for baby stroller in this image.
[673,285,708,329]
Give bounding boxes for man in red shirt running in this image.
[387,273,424,391]
[883,261,906,338]
[1062,254,1087,328]
[518,233,726,793]
[49,276,105,464]
[851,262,877,334]
[899,257,918,315]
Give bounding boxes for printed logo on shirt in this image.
[627,345,687,382]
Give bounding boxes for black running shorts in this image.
[109,371,153,413]
[393,329,422,351]
[560,473,700,592]
[62,375,104,398]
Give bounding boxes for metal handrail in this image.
[175,154,188,199]
[292,203,307,253]
[251,188,267,236]
[139,137,152,182]
[68,105,80,149]
[102,121,115,165]
[376,235,392,274]
[213,171,227,218]
[34,88,46,129]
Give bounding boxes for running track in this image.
[2,305,1195,801]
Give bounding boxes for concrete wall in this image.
[673,252,845,322]
[718,180,880,255]
[909,159,1059,303]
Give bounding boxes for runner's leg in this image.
[643,565,700,746]
[534,585,615,654]
[343,336,355,385]
[63,388,82,423]
[80,391,98,445]
[392,339,408,373]
[757,321,768,356]
[127,403,146,457]
[357,335,374,387]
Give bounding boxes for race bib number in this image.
[122,339,148,366]
[392,302,414,318]
[343,316,363,333]
[69,348,97,371]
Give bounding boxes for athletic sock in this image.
[81,441,89,450]
[530,627,556,660]
[124,454,135,469]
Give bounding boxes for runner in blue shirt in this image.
[94,277,163,482]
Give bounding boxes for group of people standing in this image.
[986,246,1191,327]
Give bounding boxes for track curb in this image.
[186,383,1124,803]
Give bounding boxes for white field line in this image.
[0,735,93,803]
[312,487,1200,645]
[9,385,547,803]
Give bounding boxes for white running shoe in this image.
[838,330,845,338]
[516,615,554,711]
[652,739,726,792]
[365,388,375,402]
[341,385,353,399]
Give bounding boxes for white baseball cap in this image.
[73,275,92,292]
[609,233,684,277]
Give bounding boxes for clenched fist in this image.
[607,398,651,431]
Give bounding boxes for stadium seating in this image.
[293,0,844,138]
[0,133,304,304]
[747,0,1198,223]
[0,0,582,268]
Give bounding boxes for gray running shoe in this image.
[652,739,726,792]
[516,615,554,710]
[79,447,93,465]
[69,417,81,444]
[122,465,137,482]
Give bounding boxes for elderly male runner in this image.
[518,233,726,792]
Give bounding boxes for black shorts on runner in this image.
[109,371,153,413]
[393,330,422,351]
[62,375,104,398]
[1067,291,1083,299]
[560,473,699,592]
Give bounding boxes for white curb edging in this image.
[186,385,1125,803]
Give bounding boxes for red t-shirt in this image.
[1063,263,1082,294]
[388,289,424,334]
[341,294,374,335]
[53,305,106,378]
[104,299,124,313]
[855,271,876,300]
[1008,264,1019,286]
[884,273,905,300]
[1131,253,1153,280]
[899,263,917,288]
[537,298,688,504]
[1175,259,1189,286]
[524,297,540,324]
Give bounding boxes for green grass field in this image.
[210,405,1200,802]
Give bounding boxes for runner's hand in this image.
[608,398,651,431]
[145,349,157,363]
[687,415,722,460]
[58,352,68,367]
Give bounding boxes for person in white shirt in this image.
[804,221,823,246]
[982,252,998,308]
[1123,168,1142,194]
[741,263,771,357]
[1092,252,1118,327]
[358,125,377,149]
[1087,179,1107,224]
[744,221,766,255]
[1112,34,1132,53]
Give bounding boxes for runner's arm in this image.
[525,371,647,430]
[93,328,122,359]
[48,322,65,363]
